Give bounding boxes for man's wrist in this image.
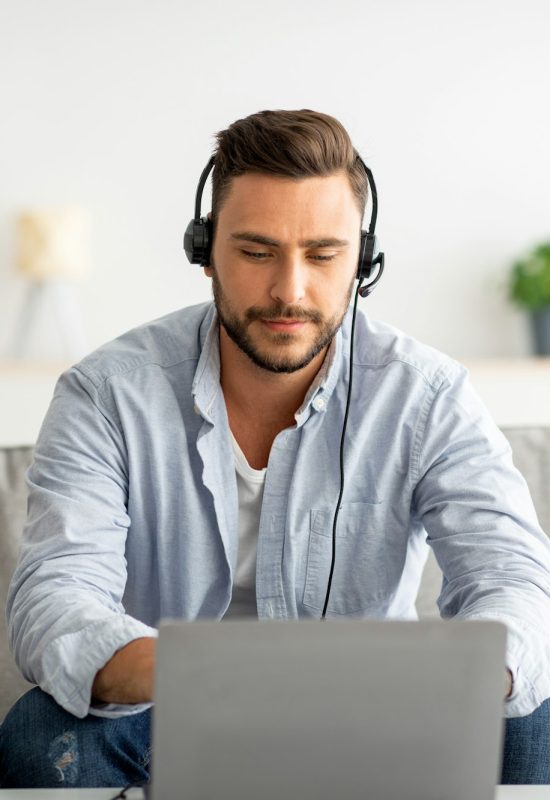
[92,636,156,704]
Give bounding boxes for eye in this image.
[241,249,271,260]
[310,254,337,262]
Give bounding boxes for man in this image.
[2,109,550,787]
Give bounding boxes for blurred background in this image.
[1,0,549,363]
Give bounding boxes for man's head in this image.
[206,109,368,374]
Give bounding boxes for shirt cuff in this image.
[459,611,546,718]
[41,614,158,718]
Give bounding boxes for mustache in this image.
[245,305,323,324]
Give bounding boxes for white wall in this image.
[1,0,549,360]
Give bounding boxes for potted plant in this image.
[509,242,550,355]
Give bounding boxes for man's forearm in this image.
[92,637,157,704]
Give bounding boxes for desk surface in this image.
[1,788,550,799]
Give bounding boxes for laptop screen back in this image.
[151,619,506,800]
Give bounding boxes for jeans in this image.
[1,687,550,787]
[0,688,151,788]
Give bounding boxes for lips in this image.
[261,319,308,332]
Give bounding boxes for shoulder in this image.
[68,301,215,392]
[349,308,465,392]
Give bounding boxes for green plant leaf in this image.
[509,242,550,309]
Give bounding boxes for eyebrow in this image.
[230,231,350,248]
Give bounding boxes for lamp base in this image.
[10,280,88,362]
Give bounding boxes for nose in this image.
[270,254,307,307]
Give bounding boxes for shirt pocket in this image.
[303,501,388,615]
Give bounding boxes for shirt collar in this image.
[191,304,221,422]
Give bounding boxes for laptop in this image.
[149,618,506,800]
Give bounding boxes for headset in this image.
[184,155,385,297]
[184,153,385,620]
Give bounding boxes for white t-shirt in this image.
[223,431,266,617]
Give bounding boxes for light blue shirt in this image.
[7,302,550,719]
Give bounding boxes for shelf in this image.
[462,358,550,428]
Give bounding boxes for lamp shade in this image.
[15,207,91,281]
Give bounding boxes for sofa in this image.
[1,446,34,721]
[1,428,550,722]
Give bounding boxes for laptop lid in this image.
[151,619,506,800]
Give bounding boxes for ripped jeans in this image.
[0,687,151,788]
[2,686,550,787]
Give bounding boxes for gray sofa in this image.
[1,446,34,721]
[1,429,550,722]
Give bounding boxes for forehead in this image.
[216,171,362,233]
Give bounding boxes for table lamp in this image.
[10,207,91,360]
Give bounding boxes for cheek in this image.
[319,268,357,300]
[216,268,266,307]
[228,272,260,297]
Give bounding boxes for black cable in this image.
[321,276,364,619]
[109,781,149,799]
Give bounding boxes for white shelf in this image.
[462,358,550,428]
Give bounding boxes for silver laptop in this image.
[150,619,506,800]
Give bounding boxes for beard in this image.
[211,269,355,374]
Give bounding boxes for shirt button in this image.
[313,397,326,411]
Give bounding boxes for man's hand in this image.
[92,637,156,705]
[505,668,513,699]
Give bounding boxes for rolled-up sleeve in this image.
[7,366,157,719]
[412,363,550,717]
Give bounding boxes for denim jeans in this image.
[1,687,550,787]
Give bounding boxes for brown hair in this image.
[211,109,368,224]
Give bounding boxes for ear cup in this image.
[184,216,213,266]
[357,232,385,298]
[357,231,384,282]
